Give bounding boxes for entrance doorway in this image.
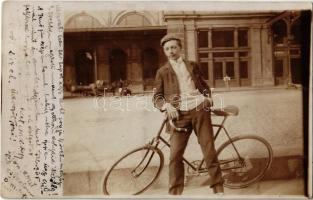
[272,18,302,86]
[75,49,95,85]
[213,60,236,87]
[291,58,302,84]
[109,49,127,83]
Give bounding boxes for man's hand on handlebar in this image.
[162,103,179,120]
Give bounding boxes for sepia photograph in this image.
[1,1,312,199]
[61,2,312,197]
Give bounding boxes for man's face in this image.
[163,40,181,61]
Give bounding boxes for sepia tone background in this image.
[62,4,311,197]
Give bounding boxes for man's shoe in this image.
[212,184,224,194]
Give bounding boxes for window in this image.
[212,30,234,47]
[198,53,208,58]
[213,62,223,79]
[200,63,209,80]
[65,13,102,29]
[118,13,151,27]
[238,30,248,47]
[197,27,251,87]
[240,61,248,78]
[274,60,284,77]
[290,19,301,45]
[198,31,208,47]
[272,20,287,44]
[213,52,234,57]
[239,51,248,57]
[290,49,300,55]
[226,62,235,78]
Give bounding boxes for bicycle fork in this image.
[131,120,167,178]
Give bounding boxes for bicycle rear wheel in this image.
[216,135,273,189]
[103,145,164,195]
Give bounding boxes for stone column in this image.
[250,24,263,86]
[96,45,110,84]
[234,28,240,86]
[126,48,132,81]
[130,45,142,82]
[158,48,166,65]
[64,45,75,89]
[128,45,144,93]
[208,28,214,87]
[261,25,275,86]
[185,20,197,62]
[166,19,186,58]
[93,50,98,83]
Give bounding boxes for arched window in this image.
[141,48,159,80]
[272,20,287,44]
[117,13,151,27]
[65,13,102,29]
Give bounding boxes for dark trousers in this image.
[168,101,223,195]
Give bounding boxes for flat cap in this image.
[160,33,181,47]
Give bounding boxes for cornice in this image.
[163,12,277,21]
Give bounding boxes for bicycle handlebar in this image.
[166,105,239,132]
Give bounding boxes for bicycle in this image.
[102,105,273,195]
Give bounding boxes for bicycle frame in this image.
[147,114,245,174]
[103,107,273,194]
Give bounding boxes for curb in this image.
[63,155,304,196]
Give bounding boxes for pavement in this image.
[63,87,306,196]
[144,178,305,197]
[66,178,306,197]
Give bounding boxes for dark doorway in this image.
[142,48,159,79]
[109,49,127,83]
[291,58,302,84]
[75,49,95,85]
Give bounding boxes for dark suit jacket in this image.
[153,59,212,110]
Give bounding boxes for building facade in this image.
[64,10,303,93]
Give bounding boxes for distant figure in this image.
[121,87,131,96]
[117,79,123,96]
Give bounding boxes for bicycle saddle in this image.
[212,105,239,116]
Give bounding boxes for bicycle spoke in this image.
[103,146,164,195]
[217,136,272,189]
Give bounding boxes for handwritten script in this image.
[2,2,64,198]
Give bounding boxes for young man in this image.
[153,34,224,195]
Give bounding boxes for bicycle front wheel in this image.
[216,135,273,189]
[103,145,164,195]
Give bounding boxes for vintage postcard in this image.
[1,1,312,199]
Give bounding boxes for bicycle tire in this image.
[216,135,273,189]
[103,145,164,195]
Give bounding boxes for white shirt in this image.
[169,57,206,111]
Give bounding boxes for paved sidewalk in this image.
[67,178,306,197]
[144,178,305,196]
